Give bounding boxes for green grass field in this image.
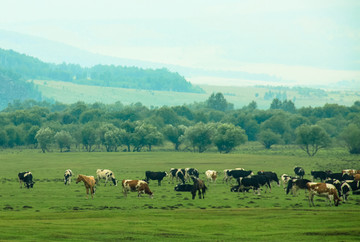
[0,149,359,241]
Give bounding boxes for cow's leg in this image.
[308,193,314,207]
[19,179,22,189]
[86,187,89,199]
[158,180,161,186]
[198,189,202,199]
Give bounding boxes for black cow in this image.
[236,175,271,195]
[294,167,305,179]
[145,171,167,186]
[311,171,327,182]
[191,177,207,199]
[286,178,311,196]
[257,171,279,186]
[174,184,194,192]
[341,180,360,202]
[226,170,253,181]
[327,173,353,181]
[18,171,35,189]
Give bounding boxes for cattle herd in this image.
[17,166,360,207]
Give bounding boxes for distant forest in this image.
[0,48,203,109]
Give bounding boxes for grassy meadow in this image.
[0,149,360,241]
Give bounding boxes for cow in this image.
[18,171,35,189]
[307,182,341,207]
[310,170,327,182]
[145,171,167,186]
[96,169,117,186]
[176,169,185,184]
[169,168,185,183]
[342,169,359,176]
[223,168,244,184]
[205,170,217,183]
[294,167,305,179]
[191,176,207,199]
[230,185,250,192]
[76,175,96,199]
[237,175,271,195]
[280,174,294,189]
[64,169,73,185]
[122,179,153,198]
[185,168,199,182]
[341,180,360,202]
[327,173,353,181]
[286,178,311,196]
[226,170,253,183]
[325,179,342,198]
[257,171,279,186]
[174,184,194,192]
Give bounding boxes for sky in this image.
[1,0,360,87]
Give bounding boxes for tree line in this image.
[0,93,359,155]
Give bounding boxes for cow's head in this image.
[112,177,118,186]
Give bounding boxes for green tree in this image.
[213,123,247,153]
[296,125,331,156]
[132,123,163,151]
[206,92,232,111]
[162,125,186,151]
[54,130,73,152]
[184,122,214,153]
[81,125,98,152]
[35,127,54,153]
[0,129,8,147]
[341,124,360,154]
[258,129,282,149]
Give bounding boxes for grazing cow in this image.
[294,167,305,178]
[18,171,35,189]
[176,169,186,184]
[286,178,311,196]
[64,169,73,185]
[325,179,342,198]
[307,182,341,207]
[205,170,218,183]
[185,168,199,181]
[311,171,328,182]
[327,173,353,181]
[169,168,178,183]
[223,168,244,183]
[257,171,279,186]
[341,180,360,202]
[191,177,207,199]
[237,175,271,195]
[226,170,253,182]
[122,179,153,198]
[96,169,117,186]
[145,171,167,186]
[174,184,194,192]
[76,175,96,199]
[280,174,294,189]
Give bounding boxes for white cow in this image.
[64,169,73,185]
[96,169,117,186]
[205,170,217,183]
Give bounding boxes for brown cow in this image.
[76,175,96,199]
[122,179,153,198]
[306,182,341,207]
[191,176,207,199]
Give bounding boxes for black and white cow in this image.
[280,174,294,189]
[311,170,327,182]
[294,167,305,179]
[185,168,199,181]
[257,171,279,186]
[226,170,253,182]
[341,180,360,202]
[236,175,271,195]
[169,168,185,183]
[286,178,311,196]
[96,169,117,186]
[174,184,194,192]
[327,173,353,181]
[64,169,73,185]
[176,169,186,184]
[145,171,167,186]
[18,171,35,189]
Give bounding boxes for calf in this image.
[311,171,327,182]
[191,177,207,199]
[64,169,73,185]
[341,180,360,202]
[205,170,217,183]
[286,178,311,196]
[257,171,279,186]
[174,184,193,192]
[307,182,341,207]
[145,171,167,186]
[18,171,35,189]
[96,169,117,186]
[294,167,305,178]
[122,179,153,198]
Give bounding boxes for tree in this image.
[258,129,282,149]
[131,123,163,152]
[296,125,331,156]
[81,125,98,152]
[0,129,8,147]
[341,124,360,154]
[213,123,247,153]
[35,127,54,153]
[183,123,214,153]
[54,130,73,152]
[162,125,186,151]
[206,92,232,111]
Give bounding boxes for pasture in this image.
[0,149,360,241]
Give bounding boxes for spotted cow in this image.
[18,171,35,189]
[64,169,73,185]
[306,182,341,207]
[96,169,117,186]
[122,179,153,198]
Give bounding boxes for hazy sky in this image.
[1,0,360,87]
